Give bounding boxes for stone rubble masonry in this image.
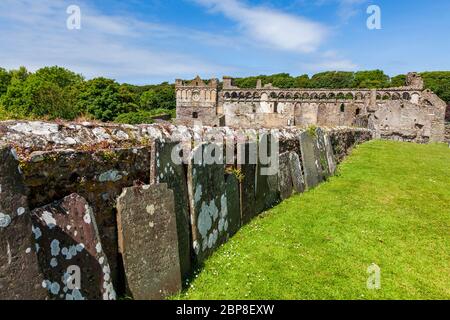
[116,184,181,300]
[31,193,116,300]
[175,73,447,143]
[0,144,47,300]
[0,120,373,299]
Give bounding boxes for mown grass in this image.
[175,140,450,300]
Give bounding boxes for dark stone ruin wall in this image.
[0,121,372,300]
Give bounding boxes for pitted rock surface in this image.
[0,144,47,300]
[31,194,116,300]
[117,184,181,300]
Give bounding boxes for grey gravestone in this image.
[289,152,305,194]
[316,128,331,179]
[117,184,181,300]
[237,142,257,224]
[188,143,229,264]
[32,194,116,300]
[0,145,47,300]
[278,152,294,200]
[225,174,241,237]
[255,134,280,214]
[299,131,322,189]
[323,132,337,175]
[154,139,191,281]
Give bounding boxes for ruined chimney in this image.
[223,77,233,89]
[256,79,262,89]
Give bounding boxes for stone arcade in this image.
[175,73,447,143]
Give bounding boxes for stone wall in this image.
[0,120,372,300]
[176,73,447,143]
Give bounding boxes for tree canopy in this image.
[0,66,449,124]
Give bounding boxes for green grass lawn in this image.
[176,140,450,300]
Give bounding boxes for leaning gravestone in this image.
[225,174,241,237]
[289,152,305,194]
[0,144,47,300]
[323,132,337,175]
[188,143,229,264]
[154,139,191,281]
[278,152,294,200]
[316,128,331,179]
[237,141,257,224]
[299,131,323,189]
[116,184,181,300]
[32,193,116,300]
[255,134,280,214]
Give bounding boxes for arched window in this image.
[340,104,345,113]
[355,108,361,116]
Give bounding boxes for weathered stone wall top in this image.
[0,120,372,158]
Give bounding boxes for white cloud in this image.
[0,0,231,83]
[193,0,329,53]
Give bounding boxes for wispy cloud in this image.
[337,0,368,21]
[192,0,329,53]
[0,0,231,83]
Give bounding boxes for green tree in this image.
[0,67,11,97]
[140,84,175,110]
[77,77,132,121]
[420,72,450,104]
[1,66,82,119]
[390,74,406,87]
[309,71,354,88]
[352,70,390,88]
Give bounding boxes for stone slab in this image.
[22,147,151,288]
[323,132,337,175]
[289,152,306,194]
[278,152,294,200]
[237,142,257,224]
[117,184,181,300]
[0,145,47,300]
[188,143,229,263]
[31,193,116,300]
[299,131,322,189]
[316,128,331,179]
[225,174,241,237]
[255,134,280,214]
[154,139,191,281]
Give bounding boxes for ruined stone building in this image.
[176,73,447,143]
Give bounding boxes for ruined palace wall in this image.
[219,87,446,142]
[1,120,372,299]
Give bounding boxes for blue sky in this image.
[1,0,449,84]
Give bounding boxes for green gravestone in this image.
[237,142,257,225]
[188,143,229,264]
[299,131,323,189]
[154,139,191,280]
[225,174,241,237]
[278,152,294,200]
[289,152,305,194]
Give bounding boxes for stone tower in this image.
[175,76,223,126]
